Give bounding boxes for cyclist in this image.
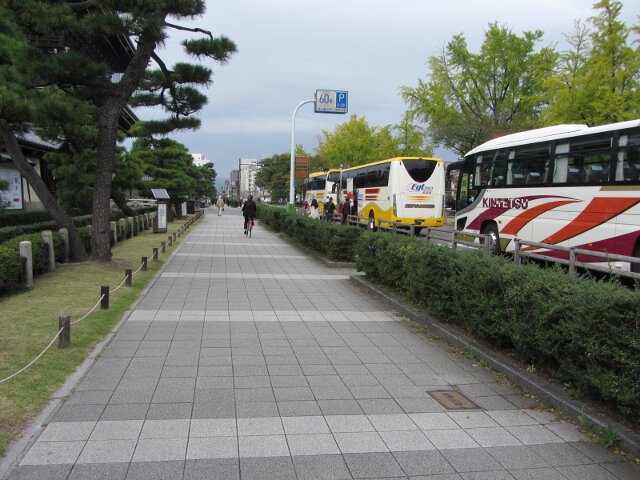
[242,195,257,235]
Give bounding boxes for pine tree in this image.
[2,0,236,260]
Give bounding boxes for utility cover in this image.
[428,390,480,410]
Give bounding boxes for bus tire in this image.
[368,212,377,232]
[482,222,501,255]
[632,240,640,273]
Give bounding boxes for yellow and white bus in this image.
[302,169,341,212]
[447,119,640,272]
[339,157,446,231]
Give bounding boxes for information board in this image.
[314,90,348,114]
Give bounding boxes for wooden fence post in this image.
[58,315,70,348]
[101,285,110,309]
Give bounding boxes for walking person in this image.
[309,198,320,219]
[216,196,225,216]
[324,196,335,222]
[242,194,257,235]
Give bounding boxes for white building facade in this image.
[191,153,210,167]
[238,158,258,199]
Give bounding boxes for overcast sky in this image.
[135,0,638,184]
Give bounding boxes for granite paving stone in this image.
[5,208,639,480]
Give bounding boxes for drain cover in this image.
[428,390,479,410]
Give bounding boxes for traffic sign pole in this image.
[289,99,314,213]
[288,90,348,212]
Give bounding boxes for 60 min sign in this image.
[314,90,348,114]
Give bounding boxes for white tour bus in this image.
[302,169,341,213]
[339,157,446,232]
[447,119,640,272]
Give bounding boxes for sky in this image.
[134,0,639,186]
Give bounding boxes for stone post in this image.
[59,228,70,263]
[110,221,117,246]
[41,230,55,271]
[19,241,33,288]
[119,218,126,239]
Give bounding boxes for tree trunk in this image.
[0,126,89,262]
[90,32,162,260]
[90,105,119,260]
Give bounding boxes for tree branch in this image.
[164,21,213,40]
[68,0,97,12]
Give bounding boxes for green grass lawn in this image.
[0,214,202,457]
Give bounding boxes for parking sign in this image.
[314,90,348,114]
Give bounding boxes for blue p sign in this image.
[336,91,347,110]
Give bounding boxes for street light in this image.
[288,99,314,213]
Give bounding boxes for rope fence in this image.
[0,211,203,385]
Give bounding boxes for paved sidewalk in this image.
[4,207,639,479]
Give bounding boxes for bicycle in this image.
[246,217,254,237]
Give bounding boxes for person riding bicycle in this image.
[242,195,257,235]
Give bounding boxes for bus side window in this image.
[566,156,583,184]
[584,154,611,183]
[507,161,525,185]
[459,172,469,208]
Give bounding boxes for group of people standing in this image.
[305,194,357,223]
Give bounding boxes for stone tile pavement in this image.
[3,207,639,479]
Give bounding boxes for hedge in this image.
[258,204,640,424]
[257,204,364,261]
[356,232,640,424]
[0,207,156,244]
[0,230,68,294]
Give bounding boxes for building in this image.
[191,153,210,167]
[238,158,258,199]
[229,170,239,200]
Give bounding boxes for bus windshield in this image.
[403,158,437,182]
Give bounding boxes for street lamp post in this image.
[288,98,314,213]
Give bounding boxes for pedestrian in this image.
[324,196,335,222]
[216,196,224,216]
[309,198,320,219]
[351,192,358,216]
[242,194,257,235]
[342,194,353,224]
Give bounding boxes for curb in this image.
[350,274,640,460]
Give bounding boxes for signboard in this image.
[295,156,310,179]
[157,203,167,230]
[314,90,348,114]
[0,166,22,210]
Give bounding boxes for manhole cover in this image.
[428,390,480,410]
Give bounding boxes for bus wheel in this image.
[482,223,501,255]
[632,241,640,273]
[368,212,377,231]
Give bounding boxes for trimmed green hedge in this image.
[0,210,52,227]
[0,208,156,244]
[257,204,364,261]
[258,204,640,424]
[0,230,68,294]
[356,232,640,424]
